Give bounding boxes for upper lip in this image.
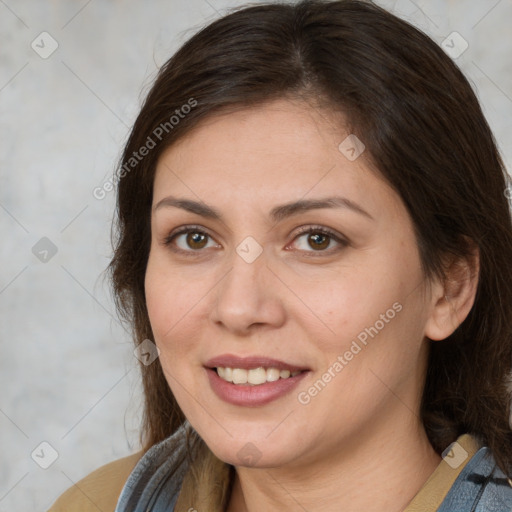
[204,354,309,372]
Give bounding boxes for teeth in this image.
[267,368,280,382]
[232,368,248,384]
[215,367,303,385]
[247,367,267,385]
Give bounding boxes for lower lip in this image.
[206,368,309,407]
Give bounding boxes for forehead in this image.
[152,98,398,219]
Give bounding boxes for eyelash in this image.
[162,224,349,257]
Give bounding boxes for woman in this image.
[49,0,512,510]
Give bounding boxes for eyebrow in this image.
[153,195,374,222]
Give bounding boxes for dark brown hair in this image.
[107,0,512,477]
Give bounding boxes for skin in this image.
[144,97,479,512]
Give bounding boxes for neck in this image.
[226,418,441,512]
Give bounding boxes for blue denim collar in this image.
[114,421,195,512]
[437,445,512,512]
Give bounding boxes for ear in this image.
[424,238,480,341]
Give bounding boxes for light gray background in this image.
[1,0,511,510]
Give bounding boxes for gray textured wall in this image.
[1,0,511,510]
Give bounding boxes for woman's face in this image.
[145,98,435,469]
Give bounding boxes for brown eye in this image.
[291,226,348,255]
[163,226,218,254]
[185,231,208,250]
[307,232,330,250]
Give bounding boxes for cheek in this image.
[144,251,200,352]
[291,265,400,348]
[304,251,424,367]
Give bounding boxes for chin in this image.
[200,432,301,469]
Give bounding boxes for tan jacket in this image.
[48,451,143,511]
[48,434,480,511]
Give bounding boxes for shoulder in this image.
[472,450,512,510]
[47,451,144,512]
[438,444,512,512]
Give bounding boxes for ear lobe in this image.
[424,240,480,341]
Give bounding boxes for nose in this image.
[209,246,286,336]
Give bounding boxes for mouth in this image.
[213,366,305,385]
[204,354,310,406]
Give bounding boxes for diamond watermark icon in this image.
[441,32,468,59]
[504,182,512,201]
[236,236,263,264]
[338,134,365,161]
[237,442,262,466]
[134,339,160,366]
[32,237,58,263]
[31,31,59,59]
[442,441,468,469]
[31,441,59,469]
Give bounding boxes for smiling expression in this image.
[144,97,434,469]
